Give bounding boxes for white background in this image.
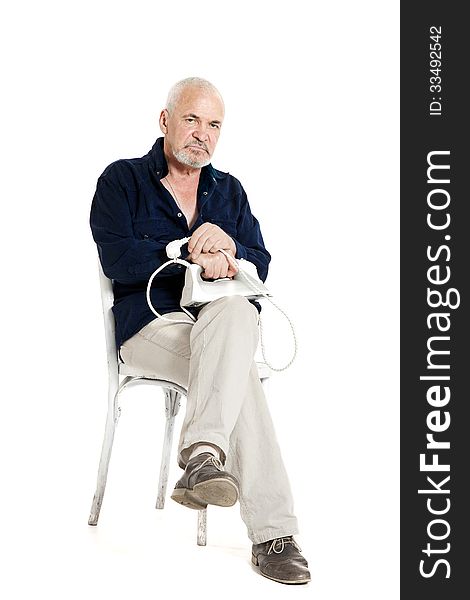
[1,1,399,598]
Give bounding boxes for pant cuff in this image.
[249,524,300,545]
[178,434,229,468]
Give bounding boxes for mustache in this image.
[185,142,209,152]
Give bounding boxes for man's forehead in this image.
[174,87,224,117]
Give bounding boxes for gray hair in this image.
[165,77,224,115]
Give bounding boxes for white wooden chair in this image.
[88,259,271,545]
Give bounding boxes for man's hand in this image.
[188,223,236,259]
[190,251,238,280]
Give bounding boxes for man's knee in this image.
[215,295,258,319]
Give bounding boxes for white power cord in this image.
[145,237,297,370]
[218,249,297,372]
[145,237,196,325]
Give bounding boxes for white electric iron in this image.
[180,258,272,307]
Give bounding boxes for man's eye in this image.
[186,118,195,124]
[210,123,220,129]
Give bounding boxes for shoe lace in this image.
[267,537,302,555]
[192,455,224,473]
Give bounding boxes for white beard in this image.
[173,147,211,168]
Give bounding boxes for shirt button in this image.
[203,191,208,195]
[156,171,160,175]
[177,212,183,217]
[143,234,149,239]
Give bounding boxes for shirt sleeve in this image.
[232,186,271,282]
[90,171,180,283]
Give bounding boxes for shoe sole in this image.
[251,554,311,585]
[172,477,239,509]
[170,488,208,510]
[193,477,239,507]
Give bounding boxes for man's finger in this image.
[189,224,228,257]
[217,255,227,278]
[218,260,228,278]
[188,236,205,256]
[202,265,214,278]
[187,224,210,253]
[190,231,214,257]
[201,235,221,254]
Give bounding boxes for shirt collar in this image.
[148,136,226,181]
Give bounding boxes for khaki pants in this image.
[120,295,299,544]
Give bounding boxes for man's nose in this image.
[192,124,209,142]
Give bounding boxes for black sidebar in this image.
[401,2,469,599]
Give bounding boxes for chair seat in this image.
[118,361,272,381]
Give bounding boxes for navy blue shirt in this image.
[90,137,271,350]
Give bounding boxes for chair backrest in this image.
[97,258,119,374]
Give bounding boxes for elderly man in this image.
[90,77,310,584]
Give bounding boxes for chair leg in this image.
[155,388,181,509]
[88,386,121,526]
[197,509,207,546]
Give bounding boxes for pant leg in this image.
[119,296,299,543]
[119,312,192,389]
[224,363,299,544]
[177,295,260,468]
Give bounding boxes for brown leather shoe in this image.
[171,452,239,510]
[251,536,311,584]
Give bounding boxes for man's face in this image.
[160,86,224,168]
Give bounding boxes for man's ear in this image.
[159,109,169,134]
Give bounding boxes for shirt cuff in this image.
[232,238,247,260]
